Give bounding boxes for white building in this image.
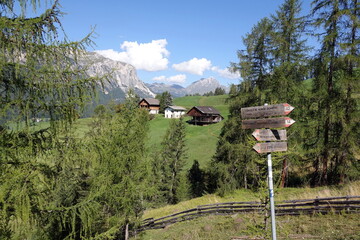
[164,106,187,119]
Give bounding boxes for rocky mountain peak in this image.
[80,52,155,98]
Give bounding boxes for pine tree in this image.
[88,93,150,239]
[267,0,310,187]
[0,1,100,238]
[159,118,187,204]
[188,160,206,198]
[335,0,360,183]
[309,0,360,185]
[156,91,173,114]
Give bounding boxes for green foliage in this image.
[214,0,360,195]
[86,95,150,238]
[188,160,206,198]
[155,91,173,114]
[157,118,188,204]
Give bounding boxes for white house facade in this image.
[164,106,187,119]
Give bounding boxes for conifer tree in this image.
[156,91,173,114]
[309,0,360,185]
[159,118,187,204]
[0,1,103,239]
[88,92,150,239]
[266,0,310,187]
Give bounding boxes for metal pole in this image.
[264,103,277,240]
[267,152,277,240]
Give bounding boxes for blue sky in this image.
[57,0,312,87]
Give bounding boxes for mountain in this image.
[145,82,186,97]
[80,52,155,100]
[77,52,155,116]
[185,77,226,95]
[146,77,227,97]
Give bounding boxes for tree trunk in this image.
[280,158,288,188]
[125,223,129,240]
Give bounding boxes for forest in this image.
[0,0,359,239]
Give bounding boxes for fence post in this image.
[314,197,319,215]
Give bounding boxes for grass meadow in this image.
[146,95,229,169]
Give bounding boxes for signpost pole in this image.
[241,102,295,240]
[267,152,277,240]
[264,104,277,240]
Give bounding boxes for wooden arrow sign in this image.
[252,129,287,141]
[242,117,295,129]
[253,142,288,153]
[241,103,294,119]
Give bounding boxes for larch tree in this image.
[159,118,187,204]
[0,0,107,239]
[88,92,150,239]
[309,0,359,185]
[267,0,310,187]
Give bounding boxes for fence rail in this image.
[138,196,360,232]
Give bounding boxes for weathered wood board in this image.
[242,117,295,129]
[241,103,294,119]
[253,142,288,153]
[252,129,287,141]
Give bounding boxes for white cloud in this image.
[96,39,170,71]
[211,66,241,79]
[172,58,212,75]
[152,74,187,84]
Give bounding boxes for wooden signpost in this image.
[241,103,294,119]
[242,117,295,129]
[253,142,288,154]
[252,129,287,141]
[241,103,296,240]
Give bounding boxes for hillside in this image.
[146,95,229,169]
[134,181,360,240]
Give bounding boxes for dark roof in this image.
[192,106,221,115]
[141,98,160,105]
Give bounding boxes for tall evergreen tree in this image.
[309,0,359,185]
[156,91,173,114]
[0,1,101,238]
[336,0,360,182]
[159,118,187,204]
[232,17,274,91]
[88,92,150,239]
[267,0,310,187]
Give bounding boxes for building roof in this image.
[166,106,187,111]
[140,98,160,106]
[191,106,221,115]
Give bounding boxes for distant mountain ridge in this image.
[145,82,186,97]
[79,52,227,104]
[81,52,155,99]
[146,77,227,97]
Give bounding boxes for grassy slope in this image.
[135,181,360,240]
[146,95,228,169]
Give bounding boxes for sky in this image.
[55,0,312,88]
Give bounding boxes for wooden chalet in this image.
[138,98,160,114]
[186,106,224,125]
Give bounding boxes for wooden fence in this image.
[138,196,360,232]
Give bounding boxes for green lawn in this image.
[147,95,229,169]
